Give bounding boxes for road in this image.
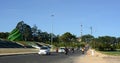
[0,51,83,63]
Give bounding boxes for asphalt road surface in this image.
[0,51,83,63]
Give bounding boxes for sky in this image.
[0,0,120,37]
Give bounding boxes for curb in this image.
[0,52,38,56]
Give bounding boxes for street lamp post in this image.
[51,14,54,45]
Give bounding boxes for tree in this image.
[31,25,38,41]
[81,34,94,43]
[92,36,117,51]
[116,37,120,49]
[22,24,32,41]
[16,21,24,33]
[60,32,75,42]
[53,35,60,46]
[0,32,9,39]
[60,32,77,47]
[37,29,42,42]
[39,32,50,43]
[16,21,32,41]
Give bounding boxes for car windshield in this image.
[60,48,65,49]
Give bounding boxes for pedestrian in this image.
[71,47,74,53]
[56,47,58,53]
[81,47,84,54]
[90,49,95,56]
[64,47,68,55]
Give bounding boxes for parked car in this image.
[38,46,51,55]
[58,47,65,53]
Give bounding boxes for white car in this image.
[38,46,51,55]
[58,47,65,53]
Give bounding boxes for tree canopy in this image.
[3,21,120,49]
[60,32,76,42]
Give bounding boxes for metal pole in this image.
[81,25,83,37]
[90,26,94,48]
[90,26,92,35]
[51,14,54,45]
[81,24,83,42]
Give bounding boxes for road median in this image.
[0,48,39,55]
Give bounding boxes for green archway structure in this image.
[8,28,22,41]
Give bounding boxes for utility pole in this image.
[80,24,83,42]
[90,26,94,48]
[90,26,92,35]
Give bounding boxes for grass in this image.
[100,49,120,56]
